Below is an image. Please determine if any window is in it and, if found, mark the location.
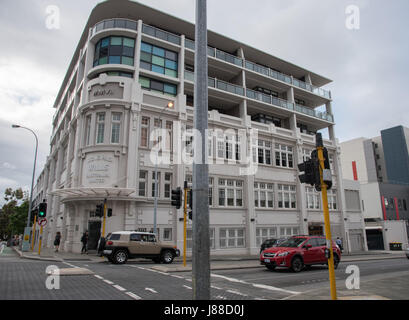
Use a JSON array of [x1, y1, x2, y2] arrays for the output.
[[130, 234, 142, 241], [253, 140, 272, 165], [93, 36, 135, 67], [216, 130, 241, 161], [218, 179, 243, 207], [403, 199, 407, 211], [62, 146, 68, 170], [165, 121, 173, 151], [139, 76, 177, 96], [84, 115, 91, 146], [302, 148, 313, 161], [256, 227, 277, 247], [96, 113, 105, 144], [140, 117, 150, 147], [280, 227, 299, 237], [277, 184, 297, 209], [138, 171, 147, 197], [328, 189, 338, 210], [140, 42, 178, 78], [111, 113, 121, 143], [306, 187, 321, 210], [164, 173, 172, 198], [163, 228, 172, 241], [220, 228, 245, 248], [254, 182, 274, 208], [275, 143, 294, 168], [152, 172, 160, 197], [187, 229, 215, 250]]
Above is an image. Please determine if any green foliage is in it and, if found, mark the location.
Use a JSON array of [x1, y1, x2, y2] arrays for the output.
[[0, 188, 29, 239]]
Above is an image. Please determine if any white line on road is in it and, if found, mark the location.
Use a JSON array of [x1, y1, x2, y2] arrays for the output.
[[103, 279, 114, 285], [211, 273, 301, 295], [113, 284, 127, 291], [226, 289, 247, 297], [215, 295, 227, 300], [145, 287, 158, 294], [171, 275, 184, 279], [63, 262, 80, 269], [94, 275, 104, 280], [211, 285, 223, 290], [183, 285, 192, 290], [125, 292, 142, 300]]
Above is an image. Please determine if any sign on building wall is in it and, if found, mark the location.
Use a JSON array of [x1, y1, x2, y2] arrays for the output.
[[82, 153, 117, 186], [88, 83, 124, 101]]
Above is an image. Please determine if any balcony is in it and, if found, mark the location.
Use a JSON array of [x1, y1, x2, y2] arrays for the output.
[[142, 24, 181, 45], [184, 71, 333, 123], [90, 19, 138, 37]]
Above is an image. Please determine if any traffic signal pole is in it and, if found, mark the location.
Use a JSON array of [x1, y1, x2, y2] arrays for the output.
[[102, 198, 107, 238], [31, 215, 37, 251], [183, 185, 188, 267], [316, 135, 337, 300]]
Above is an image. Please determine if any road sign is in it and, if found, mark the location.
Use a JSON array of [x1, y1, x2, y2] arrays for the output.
[[38, 218, 47, 227]]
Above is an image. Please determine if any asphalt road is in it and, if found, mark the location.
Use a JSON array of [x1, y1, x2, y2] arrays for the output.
[[0, 248, 408, 300]]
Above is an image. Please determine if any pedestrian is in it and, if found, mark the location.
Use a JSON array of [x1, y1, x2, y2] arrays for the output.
[[81, 231, 89, 254], [54, 232, 61, 252], [336, 237, 343, 252]]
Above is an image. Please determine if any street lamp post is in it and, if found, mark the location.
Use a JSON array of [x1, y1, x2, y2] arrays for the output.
[[12, 125, 38, 229], [153, 102, 174, 236]]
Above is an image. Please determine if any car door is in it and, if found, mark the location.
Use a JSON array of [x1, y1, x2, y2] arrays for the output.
[[302, 238, 320, 264], [316, 237, 328, 263], [129, 233, 143, 256], [142, 234, 161, 255]]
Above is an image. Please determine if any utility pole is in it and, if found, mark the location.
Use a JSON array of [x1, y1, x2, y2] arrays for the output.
[[192, 0, 210, 300]]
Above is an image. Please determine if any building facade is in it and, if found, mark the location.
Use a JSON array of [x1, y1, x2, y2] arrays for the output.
[[33, 0, 365, 255], [340, 127, 409, 250]]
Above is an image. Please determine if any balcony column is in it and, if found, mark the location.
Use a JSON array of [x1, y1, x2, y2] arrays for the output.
[[305, 73, 312, 85], [80, 40, 95, 106], [178, 35, 185, 95], [287, 87, 297, 131], [134, 20, 143, 81], [326, 102, 336, 141]]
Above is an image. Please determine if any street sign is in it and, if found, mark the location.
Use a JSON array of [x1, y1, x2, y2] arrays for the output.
[[38, 218, 47, 227]]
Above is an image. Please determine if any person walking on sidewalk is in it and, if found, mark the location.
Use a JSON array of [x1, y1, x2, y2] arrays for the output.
[[54, 232, 61, 252], [336, 237, 343, 252], [81, 231, 89, 254]]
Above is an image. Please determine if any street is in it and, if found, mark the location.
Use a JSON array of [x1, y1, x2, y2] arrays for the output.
[[1, 248, 408, 300]]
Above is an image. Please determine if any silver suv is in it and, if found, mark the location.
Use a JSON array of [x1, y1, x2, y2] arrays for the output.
[[102, 231, 180, 264]]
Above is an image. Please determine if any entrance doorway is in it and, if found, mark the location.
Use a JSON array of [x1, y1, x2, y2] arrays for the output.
[[366, 229, 384, 250], [88, 221, 101, 250], [309, 225, 324, 236]]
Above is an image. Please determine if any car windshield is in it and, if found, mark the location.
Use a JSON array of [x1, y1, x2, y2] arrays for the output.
[[277, 237, 306, 248]]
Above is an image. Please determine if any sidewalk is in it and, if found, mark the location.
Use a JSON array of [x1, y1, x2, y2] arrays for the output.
[[12, 246, 406, 272]]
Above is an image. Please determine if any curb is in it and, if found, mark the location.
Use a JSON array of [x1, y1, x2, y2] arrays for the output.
[[12, 247, 63, 263]]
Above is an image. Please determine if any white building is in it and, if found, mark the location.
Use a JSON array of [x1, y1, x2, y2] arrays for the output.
[[32, 0, 366, 255]]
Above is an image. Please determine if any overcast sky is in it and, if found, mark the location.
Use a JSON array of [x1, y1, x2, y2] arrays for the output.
[[0, 0, 408, 205]]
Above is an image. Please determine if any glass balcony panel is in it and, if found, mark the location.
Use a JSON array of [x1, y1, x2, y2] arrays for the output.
[[125, 20, 137, 30], [104, 19, 114, 29], [207, 47, 215, 57], [96, 22, 104, 32], [185, 39, 195, 50], [208, 78, 215, 87], [142, 24, 155, 36]]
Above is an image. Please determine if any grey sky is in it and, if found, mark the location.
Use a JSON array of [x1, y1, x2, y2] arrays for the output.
[[0, 0, 408, 205]]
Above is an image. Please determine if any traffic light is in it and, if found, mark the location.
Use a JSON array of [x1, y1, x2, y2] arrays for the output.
[[171, 188, 182, 209], [95, 204, 104, 217], [188, 189, 193, 220], [298, 159, 316, 186], [38, 202, 47, 218], [107, 208, 112, 217]]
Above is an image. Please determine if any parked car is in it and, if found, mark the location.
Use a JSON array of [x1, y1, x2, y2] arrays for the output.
[[260, 235, 341, 272], [102, 231, 180, 264], [260, 238, 287, 254]]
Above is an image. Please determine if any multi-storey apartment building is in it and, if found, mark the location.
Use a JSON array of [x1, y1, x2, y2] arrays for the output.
[[33, 0, 365, 254]]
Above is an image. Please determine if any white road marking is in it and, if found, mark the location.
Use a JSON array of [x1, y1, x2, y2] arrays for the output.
[[129, 265, 169, 276], [183, 285, 192, 290], [94, 275, 104, 280], [171, 275, 184, 279], [113, 284, 127, 291], [216, 295, 227, 300], [63, 262, 80, 269], [227, 289, 247, 297], [145, 287, 158, 294], [104, 280, 114, 285], [125, 292, 142, 300], [211, 285, 223, 290], [211, 273, 301, 295]]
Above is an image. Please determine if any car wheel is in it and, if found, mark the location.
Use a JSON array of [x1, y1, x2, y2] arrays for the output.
[[265, 264, 276, 271], [161, 250, 174, 264], [291, 256, 304, 273], [113, 250, 128, 264]]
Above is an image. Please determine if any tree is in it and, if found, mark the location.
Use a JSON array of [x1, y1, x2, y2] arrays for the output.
[[0, 188, 29, 239]]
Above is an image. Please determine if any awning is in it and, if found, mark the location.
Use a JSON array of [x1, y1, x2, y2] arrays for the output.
[[50, 187, 136, 198], [365, 226, 383, 230]]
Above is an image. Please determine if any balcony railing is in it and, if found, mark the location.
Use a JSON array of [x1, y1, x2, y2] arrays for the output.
[[142, 24, 181, 45], [184, 70, 333, 122], [91, 19, 138, 37]]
